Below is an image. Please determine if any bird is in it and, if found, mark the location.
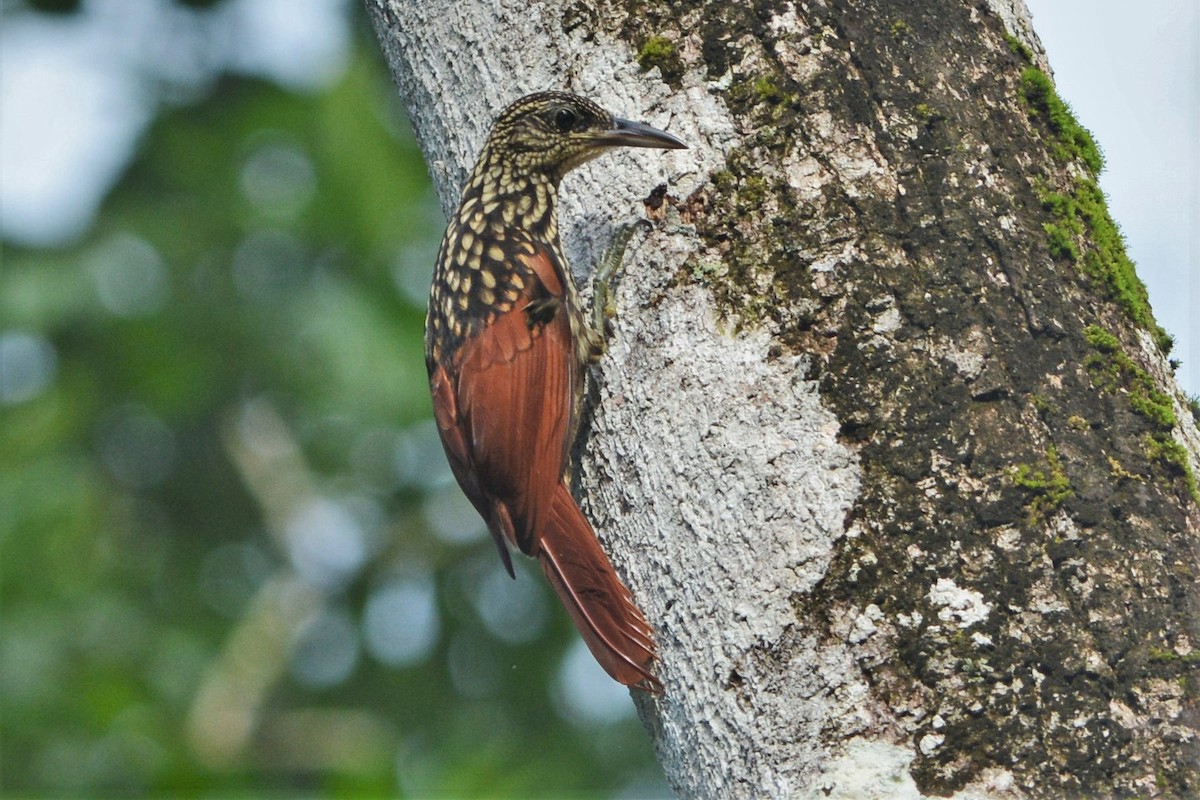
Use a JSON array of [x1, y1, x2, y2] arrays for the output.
[[424, 91, 685, 691]]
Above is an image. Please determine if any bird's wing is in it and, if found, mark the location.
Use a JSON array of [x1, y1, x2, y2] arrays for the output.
[[443, 243, 579, 555], [430, 358, 520, 575]]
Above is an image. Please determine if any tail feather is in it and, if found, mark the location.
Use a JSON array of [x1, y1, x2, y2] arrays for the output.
[[536, 482, 662, 692]]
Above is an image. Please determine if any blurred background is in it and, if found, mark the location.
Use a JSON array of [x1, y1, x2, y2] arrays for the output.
[[0, 0, 668, 796], [1, 0, 1195, 797]]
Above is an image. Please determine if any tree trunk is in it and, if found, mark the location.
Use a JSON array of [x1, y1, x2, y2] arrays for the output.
[[366, 1, 1200, 796]]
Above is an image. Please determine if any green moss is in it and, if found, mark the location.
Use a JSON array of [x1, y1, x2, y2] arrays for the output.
[[1072, 179, 1170, 351], [1130, 387, 1177, 431], [1037, 187, 1076, 220], [689, 147, 780, 327], [913, 103, 939, 124], [1004, 33, 1034, 64], [1042, 182, 1171, 353], [638, 35, 675, 65], [1031, 393, 1056, 418], [1149, 647, 1200, 665], [636, 35, 684, 85], [1085, 326, 1176, 429], [1043, 221, 1080, 262], [891, 20, 911, 38], [1018, 66, 1104, 174], [753, 75, 788, 105], [1067, 415, 1089, 432], [738, 175, 769, 208], [726, 73, 797, 117], [710, 169, 736, 193], [1083, 324, 1120, 354], [1143, 435, 1200, 501], [1012, 445, 1072, 518], [1085, 326, 1198, 502]]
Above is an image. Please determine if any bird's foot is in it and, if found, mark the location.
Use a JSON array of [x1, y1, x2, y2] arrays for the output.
[[588, 221, 648, 362]]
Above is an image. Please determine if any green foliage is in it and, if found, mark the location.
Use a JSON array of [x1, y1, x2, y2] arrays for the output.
[[1041, 182, 1171, 353], [1085, 327, 1177, 429], [637, 35, 684, 85], [1149, 647, 1200, 665], [1018, 66, 1104, 174], [753, 75, 789, 105], [1084, 327, 1198, 502], [1143, 435, 1200, 501], [1004, 33, 1034, 64], [890, 20, 911, 38], [913, 103, 938, 124], [1011, 445, 1072, 518], [1043, 220, 1080, 262], [1083, 324, 1121, 354]]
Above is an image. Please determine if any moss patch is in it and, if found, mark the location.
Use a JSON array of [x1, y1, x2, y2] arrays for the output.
[[1149, 647, 1200, 665], [636, 35, 685, 86], [1011, 445, 1072, 519], [1004, 33, 1034, 65], [1143, 435, 1199, 501], [913, 103, 939, 125], [752, 75, 790, 105], [1016, 56, 1174, 354], [1085, 326, 1176, 428], [681, 142, 799, 332], [1085, 325, 1175, 428], [1018, 66, 1103, 174], [725, 73, 799, 122], [1041, 181, 1172, 353], [1085, 325, 1198, 501], [1082, 323, 1120, 353]]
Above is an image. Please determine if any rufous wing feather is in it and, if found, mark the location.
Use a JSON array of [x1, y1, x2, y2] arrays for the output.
[[536, 482, 661, 691], [430, 361, 516, 577], [455, 292, 575, 552]]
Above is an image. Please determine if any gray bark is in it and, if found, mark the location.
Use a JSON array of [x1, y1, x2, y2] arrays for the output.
[[366, 1, 1200, 797]]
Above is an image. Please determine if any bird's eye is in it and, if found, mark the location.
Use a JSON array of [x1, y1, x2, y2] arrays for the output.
[[553, 107, 578, 133]]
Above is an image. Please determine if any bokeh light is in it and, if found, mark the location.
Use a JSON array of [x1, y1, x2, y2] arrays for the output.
[[289, 605, 361, 687], [363, 574, 440, 667], [85, 232, 170, 318], [0, 330, 57, 405], [554, 639, 638, 728]]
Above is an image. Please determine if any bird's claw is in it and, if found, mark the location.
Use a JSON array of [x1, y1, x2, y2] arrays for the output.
[[589, 221, 647, 356]]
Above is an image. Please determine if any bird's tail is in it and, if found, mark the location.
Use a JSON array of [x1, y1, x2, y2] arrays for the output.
[[536, 482, 662, 692]]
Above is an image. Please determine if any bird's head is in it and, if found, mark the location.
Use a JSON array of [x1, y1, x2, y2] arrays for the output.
[[482, 91, 686, 180]]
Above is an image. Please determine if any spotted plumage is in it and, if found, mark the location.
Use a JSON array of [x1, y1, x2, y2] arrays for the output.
[[423, 91, 685, 691]]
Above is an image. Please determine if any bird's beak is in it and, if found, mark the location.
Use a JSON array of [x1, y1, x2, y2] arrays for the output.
[[593, 117, 688, 150]]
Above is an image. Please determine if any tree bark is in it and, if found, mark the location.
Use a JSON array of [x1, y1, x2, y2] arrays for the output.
[[366, 1, 1200, 797]]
